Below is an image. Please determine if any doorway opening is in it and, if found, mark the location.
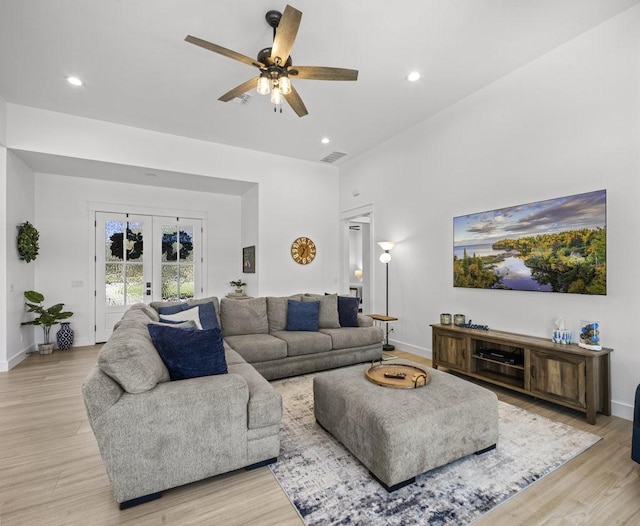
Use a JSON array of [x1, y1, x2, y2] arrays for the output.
[[341, 205, 374, 315]]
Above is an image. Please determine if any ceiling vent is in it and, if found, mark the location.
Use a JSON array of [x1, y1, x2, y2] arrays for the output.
[[320, 151, 347, 163], [233, 93, 252, 105]]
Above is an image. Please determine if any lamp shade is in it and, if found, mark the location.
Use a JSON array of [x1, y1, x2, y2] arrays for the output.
[[380, 252, 391, 264], [378, 241, 395, 251]]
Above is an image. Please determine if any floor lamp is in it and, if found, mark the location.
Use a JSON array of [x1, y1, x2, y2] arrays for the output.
[[378, 241, 395, 351]]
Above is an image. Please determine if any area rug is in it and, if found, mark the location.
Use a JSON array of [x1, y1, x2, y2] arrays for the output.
[[269, 368, 601, 526]]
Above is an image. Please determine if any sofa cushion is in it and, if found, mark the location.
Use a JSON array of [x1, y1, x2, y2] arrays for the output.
[[272, 331, 333, 357], [224, 343, 247, 366], [227, 362, 282, 429], [267, 295, 303, 332], [303, 294, 340, 328], [224, 334, 288, 363], [220, 297, 269, 337], [127, 303, 160, 322], [148, 324, 228, 381], [113, 305, 159, 331], [98, 323, 170, 393], [319, 326, 384, 350], [337, 296, 360, 327], [286, 300, 320, 331]]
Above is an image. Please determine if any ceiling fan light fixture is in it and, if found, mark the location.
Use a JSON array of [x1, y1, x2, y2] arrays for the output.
[[270, 86, 283, 105], [257, 75, 271, 95], [280, 75, 292, 95]]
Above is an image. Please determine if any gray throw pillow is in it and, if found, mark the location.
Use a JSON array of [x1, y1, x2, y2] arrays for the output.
[[303, 293, 340, 329], [267, 294, 303, 332], [220, 297, 269, 337]]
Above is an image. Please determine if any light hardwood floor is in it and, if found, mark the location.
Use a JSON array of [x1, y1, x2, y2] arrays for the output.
[[0, 346, 637, 525]]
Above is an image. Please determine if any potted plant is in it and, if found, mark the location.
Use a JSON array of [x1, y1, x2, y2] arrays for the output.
[[229, 279, 247, 295], [22, 290, 73, 354]]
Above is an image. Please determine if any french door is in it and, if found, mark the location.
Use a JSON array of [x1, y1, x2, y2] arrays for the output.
[[95, 213, 202, 342]]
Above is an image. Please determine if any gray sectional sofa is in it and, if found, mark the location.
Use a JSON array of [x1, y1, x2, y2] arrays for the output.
[[82, 293, 383, 508], [219, 294, 383, 379]]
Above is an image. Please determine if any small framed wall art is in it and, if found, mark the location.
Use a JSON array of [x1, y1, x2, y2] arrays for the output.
[[243, 245, 256, 273]]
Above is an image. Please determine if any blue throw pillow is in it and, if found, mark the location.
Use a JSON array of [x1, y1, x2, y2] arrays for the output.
[[157, 303, 190, 315], [286, 300, 320, 331], [338, 296, 360, 327], [197, 301, 219, 330], [147, 324, 227, 381]]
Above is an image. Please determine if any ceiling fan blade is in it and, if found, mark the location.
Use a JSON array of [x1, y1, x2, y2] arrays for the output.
[[218, 76, 260, 102], [185, 35, 265, 69], [283, 84, 308, 118], [289, 66, 358, 81], [270, 5, 302, 66]]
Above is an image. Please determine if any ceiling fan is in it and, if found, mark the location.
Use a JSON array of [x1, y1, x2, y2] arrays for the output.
[[185, 4, 358, 117]]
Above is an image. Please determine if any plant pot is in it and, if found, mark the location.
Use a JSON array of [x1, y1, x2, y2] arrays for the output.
[[38, 343, 54, 355]]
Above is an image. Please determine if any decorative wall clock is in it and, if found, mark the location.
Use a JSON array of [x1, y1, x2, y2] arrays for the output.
[[291, 237, 316, 265]]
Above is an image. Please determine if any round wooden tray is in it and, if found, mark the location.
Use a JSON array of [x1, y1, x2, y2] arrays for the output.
[[365, 363, 430, 389]]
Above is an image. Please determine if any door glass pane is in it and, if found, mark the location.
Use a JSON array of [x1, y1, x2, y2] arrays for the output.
[[162, 264, 179, 301], [106, 221, 125, 262], [126, 264, 144, 304], [105, 263, 124, 306], [179, 265, 195, 300], [180, 226, 194, 263], [162, 224, 177, 262], [104, 220, 145, 306], [125, 222, 144, 263], [160, 223, 197, 300]]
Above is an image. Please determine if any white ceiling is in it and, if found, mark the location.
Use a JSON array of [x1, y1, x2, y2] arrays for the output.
[[1, 0, 638, 167]]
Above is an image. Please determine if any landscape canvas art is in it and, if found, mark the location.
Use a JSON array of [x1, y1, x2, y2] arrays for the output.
[[453, 190, 606, 294]]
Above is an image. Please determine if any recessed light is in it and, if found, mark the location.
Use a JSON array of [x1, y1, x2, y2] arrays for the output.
[[321, 137, 330, 144], [67, 76, 83, 87], [406, 71, 421, 82]]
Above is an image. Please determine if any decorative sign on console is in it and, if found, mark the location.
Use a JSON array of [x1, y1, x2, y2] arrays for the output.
[[453, 190, 606, 295]]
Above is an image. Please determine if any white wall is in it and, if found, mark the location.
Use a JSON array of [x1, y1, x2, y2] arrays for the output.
[[0, 93, 6, 147], [33, 172, 241, 348], [6, 104, 341, 298], [240, 185, 259, 295], [339, 6, 640, 419], [4, 152, 36, 368]]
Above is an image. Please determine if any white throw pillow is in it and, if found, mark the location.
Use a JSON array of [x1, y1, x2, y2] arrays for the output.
[[159, 306, 203, 329]]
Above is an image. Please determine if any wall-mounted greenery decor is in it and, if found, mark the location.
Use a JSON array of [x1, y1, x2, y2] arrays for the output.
[[17, 221, 40, 263]]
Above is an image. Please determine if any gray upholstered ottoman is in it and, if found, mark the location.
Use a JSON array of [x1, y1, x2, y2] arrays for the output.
[[313, 362, 499, 491]]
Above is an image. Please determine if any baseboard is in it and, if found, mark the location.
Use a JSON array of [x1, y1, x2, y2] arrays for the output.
[[611, 400, 633, 421], [388, 339, 432, 360], [1, 344, 33, 371]]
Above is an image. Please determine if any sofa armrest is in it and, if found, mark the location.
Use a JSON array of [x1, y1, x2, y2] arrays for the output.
[[82, 366, 124, 422], [357, 314, 374, 327], [89, 373, 251, 503]]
